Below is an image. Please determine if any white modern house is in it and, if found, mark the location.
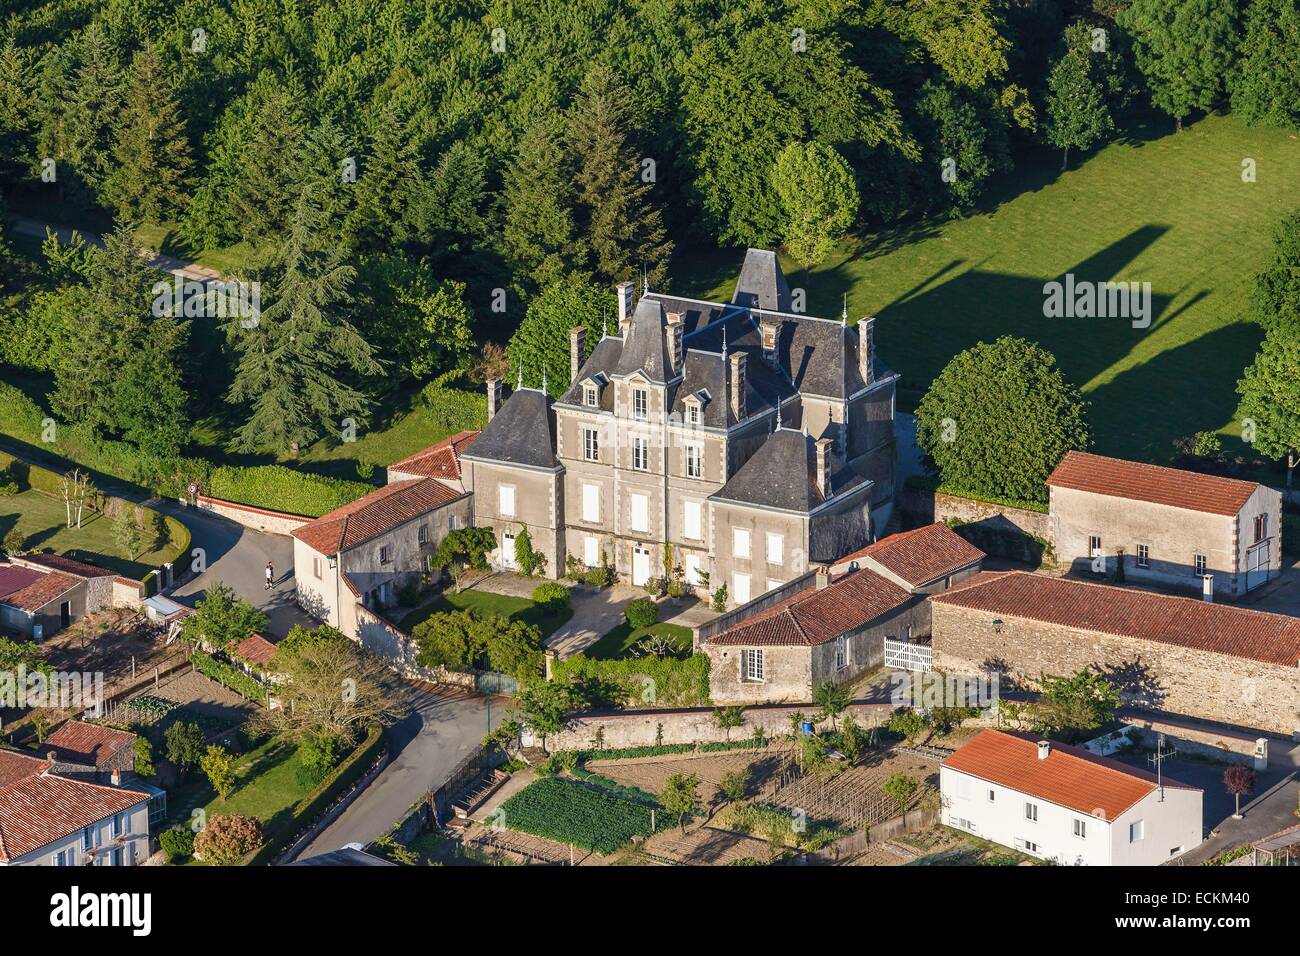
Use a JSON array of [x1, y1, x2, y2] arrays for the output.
[[940, 730, 1203, 866]]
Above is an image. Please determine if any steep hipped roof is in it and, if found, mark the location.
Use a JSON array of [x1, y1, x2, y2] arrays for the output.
[[944, 730, 1198, 822], [838, 523, 985, 588], [561, 336, 622, 411], [1047, 451, 1260, 516], [712, 428, 867, 513], [460, 388, 558, 469], [44, 721, 137, 770], [291, 478, 465, 557], [388, 430, 479, 481], [0, 750, 148, 861], [732, 248, 793, 312], [614, 296, 674, 381], [706, 567, 913, 647], [931, 571, 1300, 667]]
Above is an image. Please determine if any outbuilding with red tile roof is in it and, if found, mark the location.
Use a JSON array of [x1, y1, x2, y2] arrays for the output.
[[941, 730, 1202, 865], [1046, 451, 1281, 599], [833, 522, 985, 592]]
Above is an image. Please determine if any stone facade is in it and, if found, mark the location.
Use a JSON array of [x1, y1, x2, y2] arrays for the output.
[[930, 602, 1300, 738]]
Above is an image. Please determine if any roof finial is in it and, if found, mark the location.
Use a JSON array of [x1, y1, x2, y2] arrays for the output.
[[776, 401, 782, 430], [642, 263, 649, 295], [516, 367, 523, 391], [541, 366, 547, 394], [721, 324, 727, 360], [841, 292, 848, 327]]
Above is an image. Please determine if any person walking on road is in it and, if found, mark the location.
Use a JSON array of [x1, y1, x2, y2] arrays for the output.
[[265, 561, 274, 590]]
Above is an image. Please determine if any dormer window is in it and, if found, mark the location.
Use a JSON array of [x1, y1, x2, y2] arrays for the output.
[[584, 385, 598, 407], [687, 402, 700, 425]]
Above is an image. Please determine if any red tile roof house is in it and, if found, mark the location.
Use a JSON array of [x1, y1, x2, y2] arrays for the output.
[[44, 721, 138, 778], [386, 430, 479, 493], [940, 730, 1203, 866], [0, 553, 138, 641], [291, 476, 474, 644], [695, 525, 985, 704], [1046, 451, 1282, 600], [930, 571, 1300, 738], [0, 749, 152, 867]]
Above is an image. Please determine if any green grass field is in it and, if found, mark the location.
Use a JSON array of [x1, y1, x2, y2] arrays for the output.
[[585, 621, 694, 661], [681, 113, 1300, 467], [0, 488, 185, 577], [400, 586, 574, 638]]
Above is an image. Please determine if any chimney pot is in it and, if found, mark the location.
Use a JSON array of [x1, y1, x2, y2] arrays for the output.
[[486, 378, 502, 422], [760, 319, 781, 364], [729, 352, 747, 421], [110, 768, 122, 786], [569, 326, 587, 384], [815, 567, 831, 590], [616, 281, 635, 332], [1037, 740, 1050, 761]]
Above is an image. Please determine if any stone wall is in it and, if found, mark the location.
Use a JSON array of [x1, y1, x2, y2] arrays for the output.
[[902, 487, 1053, 565], [195, 496, 310, 535], [931, 603, 1300, 738], [523, 701, 895, 751]]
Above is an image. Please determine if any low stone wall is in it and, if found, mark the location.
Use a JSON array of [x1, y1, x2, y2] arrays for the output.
[[522, 700, 895, 751], [194, 496, 310, 535], [902, 486, 1054, 565], [111, 577, 143, 607]]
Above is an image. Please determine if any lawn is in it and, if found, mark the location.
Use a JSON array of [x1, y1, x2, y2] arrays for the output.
[[0, 488, 186, 578], [585, 621, 694, 661], [680, 113, 1300, 468], [400, 586, 574, 638], [500, 776, 655, 854]]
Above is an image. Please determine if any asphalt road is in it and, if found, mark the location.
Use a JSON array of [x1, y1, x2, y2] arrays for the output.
[[298, 685, 496, 858]]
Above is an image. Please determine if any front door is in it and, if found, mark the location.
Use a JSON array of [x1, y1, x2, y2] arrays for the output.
[[1246, 541, 1270, 591], [60, 602, 71, 628], [632, 546, 650, 587], [502, 532, 516, 569]]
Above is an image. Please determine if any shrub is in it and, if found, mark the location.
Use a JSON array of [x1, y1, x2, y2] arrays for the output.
[[159, 827, 194, 862], [532, 582, 570, 613], [295, 735, 343, 788], [206, 465, 372, 518], [194, 814, 263, 865], [133, 736, 155, 777], [200, 745, 237, 799], [710, 584, 728, 612], [551, 653, 711, 709], [624, 598, 659, 630]]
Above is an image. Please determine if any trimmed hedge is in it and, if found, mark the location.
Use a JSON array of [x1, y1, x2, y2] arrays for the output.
[[552, 653, 711, 709], [191, 650, 267, 702], [905, 473, 1049, 514], [206, 464, 373, 518], [247, 725, 385, 865]]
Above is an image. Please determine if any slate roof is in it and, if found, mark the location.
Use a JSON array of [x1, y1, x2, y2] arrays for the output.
[[712, 428, 868, 513], [931, 571, 1300, 667], [705, 567, 913, 647], [732, 248, 793, 312], [460, 388, 558, 469], [561, 336, 622, 411], [944, 730, 1198, 822], [0, 750, 148, 861], [291, 478, 466, 557], [1047, 451, 1260, 517], [388, 430, 479, 481], [44, 721, 137, 770], [838, 523, 985, 588], [614, 296, 675, 382]]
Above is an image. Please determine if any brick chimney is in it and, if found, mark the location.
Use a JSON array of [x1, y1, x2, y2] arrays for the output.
[[729, 352, 747, 421], [815, 437, 834, 499], [666, 312, 684, 373], [569, 326, 587, 383], [486, 378, 502, 422], [759, 317, 781, 364], [616, 281, 635, 335], [859, 317, 875, 386]]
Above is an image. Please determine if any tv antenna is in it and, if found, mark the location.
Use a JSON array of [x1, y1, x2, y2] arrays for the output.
[[1147, 734, 1176, 802]]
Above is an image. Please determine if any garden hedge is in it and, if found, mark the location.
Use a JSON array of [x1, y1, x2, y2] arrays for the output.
[[206, 465, 373, 518], [551, 652, 710, 709]]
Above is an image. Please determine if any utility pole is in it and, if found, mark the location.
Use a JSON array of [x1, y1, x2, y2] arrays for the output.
[[1148, 734, 1176, 802]]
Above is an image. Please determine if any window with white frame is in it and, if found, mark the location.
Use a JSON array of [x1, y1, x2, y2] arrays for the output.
[[733, 572, 750, 604], [687, 402, 700, 425], [113, 811, 129, 838], [742, 648, 764, 681], [1129, 820, 1144, 843], [584, 385, 598, 407], [632, 387, 648, 420], [1024, 802, 1038, 822], [499, 485, 516, 517], [1089, 535, 1102, 556], [583, 427, 600, 462], [52, 848, 73, 866], [1137, 543, 1149, 568], [584, 536, 599, 567], [449, 513, 460, 531], [81, 826, 94, 851], [582, 483, 600, 522], [313, 556, 322, 579], [630, 493, 649, 533], [378, 545, 391, 565], [685, 443, 703, 478], [733, 528, 751, 559], [684, 554, 701, 586], [1255, 513, 1268, 542], [766, 532, 783, 565], [834, 634, 848, 670], [1073, 818, 1087, 839], [633, 436, 649, 470], [418, 525, 428, 545], [1194, 554, 1207, 576], [683, 500, 702, 540]]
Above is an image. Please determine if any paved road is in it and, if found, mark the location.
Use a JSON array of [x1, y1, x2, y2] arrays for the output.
[[298, 685, 497, 858], [13, 216, 223, 282]]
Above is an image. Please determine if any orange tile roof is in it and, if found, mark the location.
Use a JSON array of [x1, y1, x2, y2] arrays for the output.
[[389, 430, 479, 481], [0, 750, 49, 787], [932, 571, 1300, 666], [838, 523, 985, 587], [0, 771, 149, 861], [17, 553, 116, 578], [44, 721, 137, 770], [0, 568, 79, 612], [291, 478, 466, 556], [232, 633, 279, 668], [1047, 451, 1260, 516], [706, 568, 914, 646], [944, 730, 1197, 821]]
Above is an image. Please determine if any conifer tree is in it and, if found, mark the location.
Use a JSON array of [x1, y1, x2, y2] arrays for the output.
[[500, 116, 587, 289], [230, 80, 308, 244], [0, 40, 34, 190]]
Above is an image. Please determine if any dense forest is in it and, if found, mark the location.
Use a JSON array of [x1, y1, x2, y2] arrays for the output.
[[0, 0, 1295, 485]]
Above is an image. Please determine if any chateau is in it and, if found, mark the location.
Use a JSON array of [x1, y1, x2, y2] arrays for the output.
[[459, 248, 898, 602]]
